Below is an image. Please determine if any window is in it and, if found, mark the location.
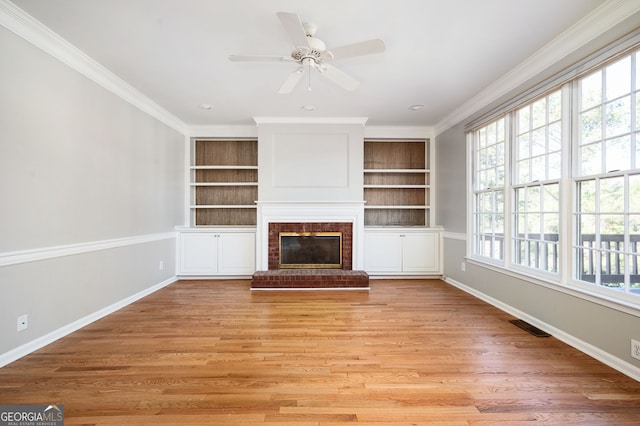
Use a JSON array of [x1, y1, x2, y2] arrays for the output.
[[469, 44, 640, 304], [514, 90, 562, 274], [574, 52, 640, 296], [472, 117, 506, 261]]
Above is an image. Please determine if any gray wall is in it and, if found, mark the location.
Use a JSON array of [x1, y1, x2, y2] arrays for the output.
[[434, 122, 466, 233], [0, 26, 184, 357]]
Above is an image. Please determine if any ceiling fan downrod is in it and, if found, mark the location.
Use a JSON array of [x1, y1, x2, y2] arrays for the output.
[[302, 57, 313, 91]]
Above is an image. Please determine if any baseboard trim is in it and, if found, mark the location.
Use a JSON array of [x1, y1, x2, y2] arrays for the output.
[[0, 276, 177, 368], [443, 276, 640, 382], [176, 275, 253, 280], [368, 275, 442, 280]]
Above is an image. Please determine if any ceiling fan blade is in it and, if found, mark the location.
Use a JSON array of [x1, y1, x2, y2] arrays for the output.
[[326, 39, 386, 60], [317, 64, 360, 91], [278, 67, 306, 94], [229, 54, 292, 62], [277, 12, 310, 48]]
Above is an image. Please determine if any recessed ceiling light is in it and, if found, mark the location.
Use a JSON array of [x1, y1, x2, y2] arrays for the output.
[[301, 105, 316, 112], [199, 103, 213, 110], [409, 104, 424, 111]]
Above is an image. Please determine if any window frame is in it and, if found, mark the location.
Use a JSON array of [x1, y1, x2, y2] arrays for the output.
[[511, 88, 565, 278], [470, 116, 508, 265], [467, 42, 640, 309], [569, 50, 640, 303]]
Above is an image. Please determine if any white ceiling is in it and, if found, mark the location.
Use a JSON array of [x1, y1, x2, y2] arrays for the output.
[[11, 0, 606, 128]]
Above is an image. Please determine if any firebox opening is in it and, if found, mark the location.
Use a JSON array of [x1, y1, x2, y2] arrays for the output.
[[279, 232, 342, 269]]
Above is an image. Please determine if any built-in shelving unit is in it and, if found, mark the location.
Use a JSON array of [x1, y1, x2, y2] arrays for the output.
[[190, 139, 258, 226], [363, 139, 430, 227]]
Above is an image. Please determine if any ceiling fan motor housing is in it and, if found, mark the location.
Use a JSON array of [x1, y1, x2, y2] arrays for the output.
[[290, 28, 330, 64], [291, 44, 329, 63]]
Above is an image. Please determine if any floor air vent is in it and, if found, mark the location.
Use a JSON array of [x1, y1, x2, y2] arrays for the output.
[[509, 319, 551, 337]]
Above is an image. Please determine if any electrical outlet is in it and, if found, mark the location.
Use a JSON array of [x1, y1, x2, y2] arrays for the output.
[[460, 261, 466, 272], [632, 339, 640, 361], [17, 314, 28, 332], [159, 261, 164, 271]]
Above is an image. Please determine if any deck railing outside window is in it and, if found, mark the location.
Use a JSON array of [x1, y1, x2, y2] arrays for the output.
[[479, 233, 640, 294]]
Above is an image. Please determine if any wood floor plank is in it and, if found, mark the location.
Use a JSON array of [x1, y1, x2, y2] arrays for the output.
[[1, 279, 639, 425]]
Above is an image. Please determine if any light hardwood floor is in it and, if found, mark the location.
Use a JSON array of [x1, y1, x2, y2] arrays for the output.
[[1, 279, 640, 425]]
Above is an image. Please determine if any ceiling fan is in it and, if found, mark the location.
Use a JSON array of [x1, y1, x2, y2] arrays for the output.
[[229, 12, 385, 93]]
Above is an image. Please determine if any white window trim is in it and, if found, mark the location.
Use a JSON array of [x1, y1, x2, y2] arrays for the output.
[[466, 43, 640, 313]]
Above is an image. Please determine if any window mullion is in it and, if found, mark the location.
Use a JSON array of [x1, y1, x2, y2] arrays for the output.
[[595, 177, 602, 287], [600, 69, 607, 175], [562, 82, 574, 285], [503, 114, 512, 268], [633, 52, 638, 170], [625, 174, 631, 292], [466, 133, 473, 259]]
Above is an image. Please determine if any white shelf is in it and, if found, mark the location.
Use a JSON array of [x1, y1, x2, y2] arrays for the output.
[[364, 184, 427, 189], [191, 139, 258, 226], [364, 169, 427, 173], [191, 182, 258, 187], [190, 205, 257, 209], [364, 205, 430, 210], [191, 165, 258, 170], [363, 139, 431, 227]]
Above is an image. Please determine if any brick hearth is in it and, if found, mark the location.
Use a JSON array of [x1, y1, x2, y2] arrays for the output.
[[251, 269, 369, 289]]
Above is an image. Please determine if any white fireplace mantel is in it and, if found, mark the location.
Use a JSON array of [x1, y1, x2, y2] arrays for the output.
[[255, 201, 366, 271]]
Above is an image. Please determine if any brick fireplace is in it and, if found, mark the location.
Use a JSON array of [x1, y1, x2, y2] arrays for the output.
[[267, 222, 353, 270], [252, 201, 368, 289]]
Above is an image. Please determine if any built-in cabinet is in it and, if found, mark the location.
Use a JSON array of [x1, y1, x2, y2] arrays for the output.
[[180, 135, 441, 278], [364, 139, 431, 227], [177, 230, 255, 276], [181, 139, 258, 277], [364, 228, 441, 275], [363, 139, 440, 276], [190, 139, 257, 226]]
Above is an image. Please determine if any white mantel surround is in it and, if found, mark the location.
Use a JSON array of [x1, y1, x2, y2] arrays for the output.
[[253, 118, 367, 272], [255, 201, 365, 271]]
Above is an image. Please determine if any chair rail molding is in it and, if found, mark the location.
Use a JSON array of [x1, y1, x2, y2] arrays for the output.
[[0, 232, 177, 267]]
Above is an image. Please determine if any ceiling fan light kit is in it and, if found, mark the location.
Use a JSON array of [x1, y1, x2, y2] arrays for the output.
[[229, 11, 385, 94]]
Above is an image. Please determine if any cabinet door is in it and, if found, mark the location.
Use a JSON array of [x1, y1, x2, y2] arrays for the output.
[[218, 233, 256, 274], [364, 233, 403, 272], [403, 232, 439, 273], [179, 233, 218, 274], [422, 232, 440, 272]]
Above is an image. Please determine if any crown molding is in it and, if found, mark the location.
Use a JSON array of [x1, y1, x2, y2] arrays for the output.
[[364, 126, 434, 140], [0, 0, 187, 135], [254, 117, 368, 125], [187, 124, 259, 138], [434, 0, 640, 136]]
